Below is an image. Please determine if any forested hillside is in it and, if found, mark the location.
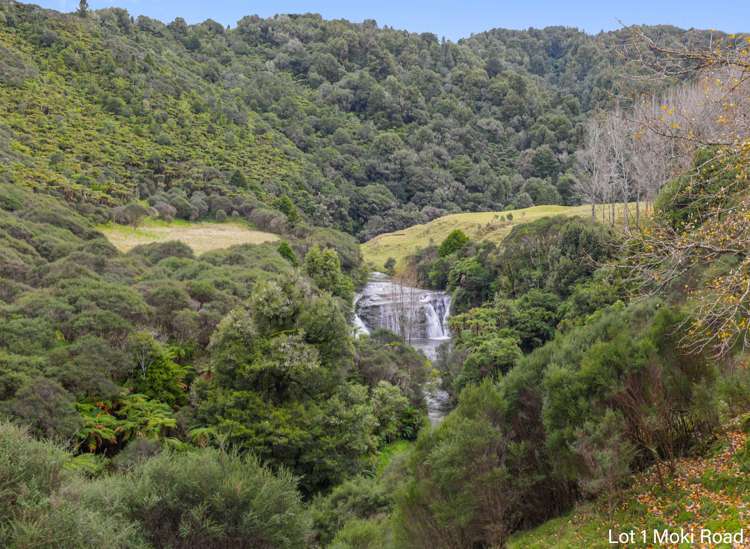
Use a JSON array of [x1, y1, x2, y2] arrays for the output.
[[0, 1, 717, 239]]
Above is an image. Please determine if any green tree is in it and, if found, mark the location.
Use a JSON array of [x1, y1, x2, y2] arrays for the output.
[[456, 335, 522, 391], [371, 380, 422, 444], [6, 378, 82, 440], [277, 240, 298, 266], [126, 333, 185, 406], [275, 195, 301, 225], [304, 246, 354, 302], [438, 229, 469, 257]]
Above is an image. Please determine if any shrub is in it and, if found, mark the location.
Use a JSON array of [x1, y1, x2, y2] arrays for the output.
[[76, 449, 310, 548], [311, 476, 391, 546], [153, 202, 176, 221], [128, 240, 194, 265], [0, 421, 142, 548], [112, 203, 149, 228], [371, 381, 423, 444], [330, 517, 390, 549], [277, 240, 298, 266], [0, 421, 68, 520], [438, 229, 469, 257], [5, 378, 82, 440], [384, 257, 396, 275]]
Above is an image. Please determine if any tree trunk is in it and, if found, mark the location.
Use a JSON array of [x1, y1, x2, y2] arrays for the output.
[[636, 199, 640, 227]]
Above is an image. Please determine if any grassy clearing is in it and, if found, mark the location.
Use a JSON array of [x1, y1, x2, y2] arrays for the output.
[[99, 218, 279, 255], [508, 422, 750, 548], [375, 440, 413, 476], [362, 203, 644, 272]]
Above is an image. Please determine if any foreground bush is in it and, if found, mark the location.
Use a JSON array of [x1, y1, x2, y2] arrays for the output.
[[1, 422, 310, 548], [74, 448, 310, 549], [0, 422, 141, 548]]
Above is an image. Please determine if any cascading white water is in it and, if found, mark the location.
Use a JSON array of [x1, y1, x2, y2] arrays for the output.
[[353, 273, 453, 424], [352, 310, 371, 336], [423, 294, 451, 340], [353, 272, 451, 345]]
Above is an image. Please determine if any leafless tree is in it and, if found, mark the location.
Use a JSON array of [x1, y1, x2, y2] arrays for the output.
[[575, 116, 614, 222], [392, 270, 422, 342], [622, 33, 750, 357]]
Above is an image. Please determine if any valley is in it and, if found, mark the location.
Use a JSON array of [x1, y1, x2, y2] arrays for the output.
[[1, 1, 748, 547]]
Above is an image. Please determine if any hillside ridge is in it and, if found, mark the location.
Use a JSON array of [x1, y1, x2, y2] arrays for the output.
[[0, 1, 717, 238]]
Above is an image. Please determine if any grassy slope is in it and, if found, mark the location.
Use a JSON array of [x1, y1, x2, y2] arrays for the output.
[[509, 421, 750, 548], [99, 218, 279, 254], [362, 203, 639, 271]]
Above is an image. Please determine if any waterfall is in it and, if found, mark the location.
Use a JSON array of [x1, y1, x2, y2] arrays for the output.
[[353, 272, 453, 425], [355, 274, 451, 342], [423, 294, 451, 339]]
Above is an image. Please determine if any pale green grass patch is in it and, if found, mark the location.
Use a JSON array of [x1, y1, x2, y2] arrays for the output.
[[362, 203, 644, 272], [99, 218, 279, 254]]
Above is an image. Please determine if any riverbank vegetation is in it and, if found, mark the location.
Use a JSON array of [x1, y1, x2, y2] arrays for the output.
[[347, 33, 750, 548]]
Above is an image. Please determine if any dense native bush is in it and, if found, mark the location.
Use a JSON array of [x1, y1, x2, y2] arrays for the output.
[[394, 381, 571, 548], [0, 2, 711, 238], [0, 3, 738, 545], [390, 197, 731, 546], [0, 184, 429, 507], [492, 216, 617, 299], [0, 421, 310, 548], [415, 216, 619, 396], [196, 274, 423, 493], [395, 300, 720, 547]]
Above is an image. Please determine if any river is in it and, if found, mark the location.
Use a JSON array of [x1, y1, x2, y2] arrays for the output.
[[353, 272, 452, 425]]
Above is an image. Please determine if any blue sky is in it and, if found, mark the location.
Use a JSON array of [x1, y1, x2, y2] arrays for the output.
[[35, 1, 749, 40]]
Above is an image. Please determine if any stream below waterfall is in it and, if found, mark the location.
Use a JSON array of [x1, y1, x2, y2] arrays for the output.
[[353, 272, 453, 425]]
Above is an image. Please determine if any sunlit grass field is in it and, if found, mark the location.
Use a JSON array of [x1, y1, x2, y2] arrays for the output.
[[362, 203, 645, 271], [99, 218, 280, 254]]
